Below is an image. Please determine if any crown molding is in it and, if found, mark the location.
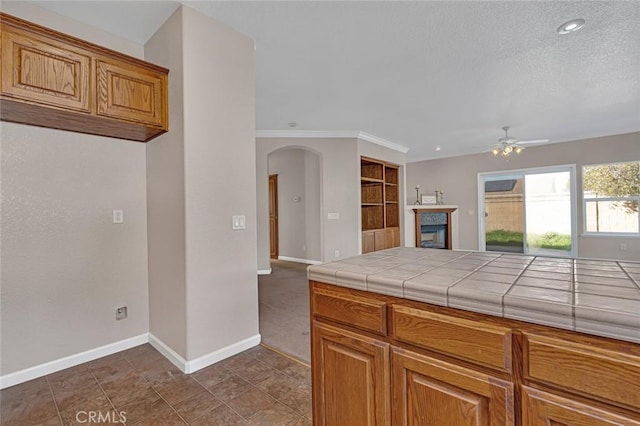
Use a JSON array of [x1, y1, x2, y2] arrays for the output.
[[256, 130, 357, 139], [256, 130, 409, 154], [356, 131, 410, 153]]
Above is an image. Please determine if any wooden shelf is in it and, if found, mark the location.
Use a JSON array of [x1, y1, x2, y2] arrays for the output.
[[361, 177, 384, 183], [361, 157, 400, 253]]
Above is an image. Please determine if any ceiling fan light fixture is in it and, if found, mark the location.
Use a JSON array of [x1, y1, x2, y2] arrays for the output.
[[490, 125, 533, 157], [557, 19, 585, 35]]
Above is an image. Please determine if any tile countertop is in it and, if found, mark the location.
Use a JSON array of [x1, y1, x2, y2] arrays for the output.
[[307, 247, 640, 344]]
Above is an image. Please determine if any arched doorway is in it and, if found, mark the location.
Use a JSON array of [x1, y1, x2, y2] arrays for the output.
[[259, 147, 321, 363]]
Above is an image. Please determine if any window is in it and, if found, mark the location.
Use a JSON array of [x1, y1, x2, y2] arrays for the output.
[[583, 161, 640, 234]]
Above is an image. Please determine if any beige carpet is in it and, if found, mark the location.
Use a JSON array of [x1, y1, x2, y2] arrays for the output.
[[258, 260, 310, 364]]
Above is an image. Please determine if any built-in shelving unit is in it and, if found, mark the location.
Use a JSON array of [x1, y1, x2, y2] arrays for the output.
[[361, 157, 400, 253]]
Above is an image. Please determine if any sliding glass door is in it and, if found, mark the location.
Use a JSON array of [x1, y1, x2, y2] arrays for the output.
[[483, 175, 525, 253], [479, 166, 576, 257]]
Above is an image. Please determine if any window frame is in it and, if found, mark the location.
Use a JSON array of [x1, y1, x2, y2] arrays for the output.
[[582, 161, 640, 237]]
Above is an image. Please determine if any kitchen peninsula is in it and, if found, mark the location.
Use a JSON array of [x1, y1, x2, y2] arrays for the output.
[[308, 247, 640, 425]]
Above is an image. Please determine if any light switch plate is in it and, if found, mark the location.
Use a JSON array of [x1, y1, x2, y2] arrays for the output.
[[113, 210, 124, 224], [328, 212, 339, 220], [232, 215, 246, 230]]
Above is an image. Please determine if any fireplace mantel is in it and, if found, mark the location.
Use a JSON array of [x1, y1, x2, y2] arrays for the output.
[[412, 207, 458, 250]]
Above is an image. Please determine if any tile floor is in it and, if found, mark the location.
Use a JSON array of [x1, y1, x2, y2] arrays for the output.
[[0, 344, 311, 425]]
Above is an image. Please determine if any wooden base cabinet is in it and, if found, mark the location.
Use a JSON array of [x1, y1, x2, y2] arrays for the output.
[[362, 227, 400, 254], [310, 281, 640, 426], [392, 347, 514, 426], [522, 387, 640, 426], [312, 321, 390, 426]]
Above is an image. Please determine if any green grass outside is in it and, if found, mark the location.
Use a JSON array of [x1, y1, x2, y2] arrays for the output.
[[486, 229, 572, 251]]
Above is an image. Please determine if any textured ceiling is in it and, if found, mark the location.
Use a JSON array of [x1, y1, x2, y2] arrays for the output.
[[27, 1, 640, 161]]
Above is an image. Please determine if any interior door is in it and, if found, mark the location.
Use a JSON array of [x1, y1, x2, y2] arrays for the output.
[[269, 174, 278, 259]]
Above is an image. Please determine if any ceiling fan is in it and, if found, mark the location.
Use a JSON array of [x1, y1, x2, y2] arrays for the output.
[[491, 126, 549, 157]]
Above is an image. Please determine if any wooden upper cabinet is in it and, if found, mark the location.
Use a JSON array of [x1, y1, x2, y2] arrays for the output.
[[96, 59, 166, 127], [0, 13, 168, 142], [1, 28, 91, 112]]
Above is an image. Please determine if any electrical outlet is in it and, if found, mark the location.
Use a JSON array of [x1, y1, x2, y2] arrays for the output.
[[334, 250, 340, 258], [620, 243, 627, 251], [116, 306, 127, 320]]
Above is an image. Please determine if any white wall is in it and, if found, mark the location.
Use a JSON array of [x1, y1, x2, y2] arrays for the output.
[[146, 6, 259, 362], [267, 148, 322, 262], [257, 138, 359, 271], [181, 6, 258, 360], [1, 3, 258, 380], [305, 151, 322, 261], [269, 149, 309, 260], [145, 7, 188, 358], [256, 137, 407, 270], [0, 2, 143, 58], [0, 4, 149, 377], [406, 132, 640, 261]]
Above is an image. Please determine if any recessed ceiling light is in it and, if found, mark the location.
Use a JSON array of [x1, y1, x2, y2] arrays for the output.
[[557, 19, 585, 35]]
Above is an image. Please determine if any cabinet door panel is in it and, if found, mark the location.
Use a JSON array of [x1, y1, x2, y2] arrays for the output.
[[363, 231, 375, 254], [386, 227, 400, 249], [392, 347, 514, 426], [522, 386, 640, 425], [312, 321, 390, 425], [1, 29, 90, 112], [96, 59, 166, 127], [374, 229, 387, 251]]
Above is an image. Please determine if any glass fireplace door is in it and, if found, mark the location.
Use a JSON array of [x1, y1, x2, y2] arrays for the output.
[[414, 208, 456, 250]]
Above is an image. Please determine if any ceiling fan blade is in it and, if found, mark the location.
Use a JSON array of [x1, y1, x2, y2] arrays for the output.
[[518, 139, 550, 146]]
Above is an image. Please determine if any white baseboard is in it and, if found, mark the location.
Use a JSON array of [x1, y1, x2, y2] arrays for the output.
[[149, 333, 261, 374], [148, 333, 188, 372], [277, 256, 322, 265], [257, 268, 272, 275], [0, 333, 148, 389], [186, 334, 261, 373], [1, 332, 262, 389]]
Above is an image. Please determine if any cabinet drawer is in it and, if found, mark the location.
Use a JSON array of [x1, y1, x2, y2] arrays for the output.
[[391, 304, 512, 372], [1, 28, 90, 112], [524, 333, 640, 409], [312, 285, 388, 335]]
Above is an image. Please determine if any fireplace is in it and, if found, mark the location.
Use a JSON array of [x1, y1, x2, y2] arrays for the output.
[[413, 208, 457, 250]]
